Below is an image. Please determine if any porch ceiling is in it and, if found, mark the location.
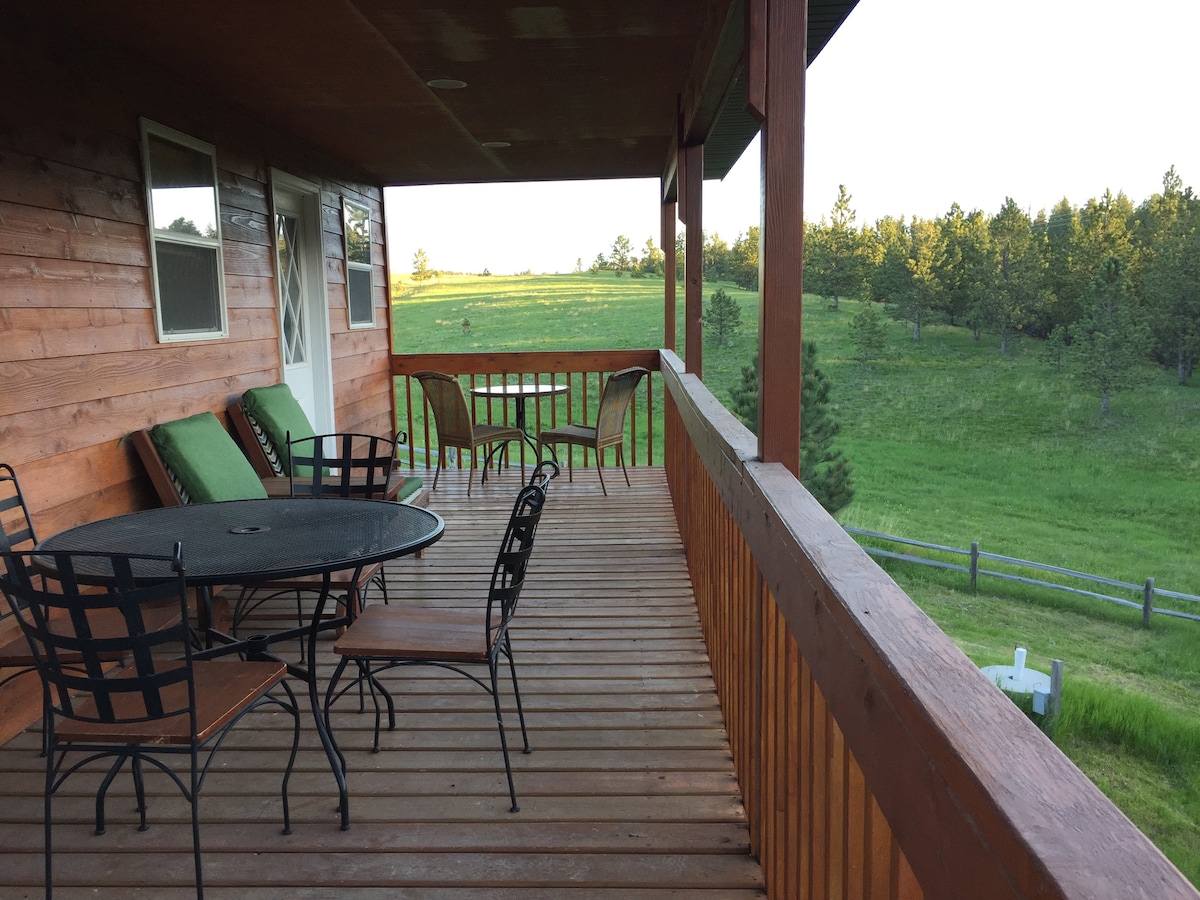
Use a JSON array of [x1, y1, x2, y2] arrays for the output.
[[25, 0, 856, 186]]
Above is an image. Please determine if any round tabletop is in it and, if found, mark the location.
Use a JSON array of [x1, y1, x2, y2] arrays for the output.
[[981, 664, 1051, 695], [470, 381, 568, 399], [37, 498, 445, 585]]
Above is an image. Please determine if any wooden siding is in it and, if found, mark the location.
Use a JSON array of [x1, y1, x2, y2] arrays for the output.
[[0, 16, 395, 740], [0, 467, 766, 897]]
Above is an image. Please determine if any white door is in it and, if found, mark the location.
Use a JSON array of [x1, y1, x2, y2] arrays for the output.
[[271, 173, 334, 432]]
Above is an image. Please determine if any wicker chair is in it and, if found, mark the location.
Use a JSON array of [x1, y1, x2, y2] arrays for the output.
[[414, 370, 522, 497], [536, 366, 648, 495]]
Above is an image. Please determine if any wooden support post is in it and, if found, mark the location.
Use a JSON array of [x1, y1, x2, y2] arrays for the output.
[[681, 142, 704, 378], [662, 195, 677, 352], [755, 0, 806, 476], [970, 541, 979, 592], [1048, 659, 1064, 735], [1142, 577, 1155, 627]]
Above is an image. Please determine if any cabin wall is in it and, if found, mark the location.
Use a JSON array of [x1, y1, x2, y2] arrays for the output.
[[0, 13, 395, 541]]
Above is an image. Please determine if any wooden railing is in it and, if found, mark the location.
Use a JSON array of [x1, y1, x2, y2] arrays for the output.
[[391, 350, 660, 475], [659, 350, 1196, 899]]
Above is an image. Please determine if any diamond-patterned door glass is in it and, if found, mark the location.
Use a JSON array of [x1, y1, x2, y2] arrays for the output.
[[276, 212, 308, 365]]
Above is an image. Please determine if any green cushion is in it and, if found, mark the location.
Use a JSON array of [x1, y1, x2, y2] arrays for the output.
[[394, 475, 424, 503], [151, 412, 268, 503], [242, 384, 317, 476]]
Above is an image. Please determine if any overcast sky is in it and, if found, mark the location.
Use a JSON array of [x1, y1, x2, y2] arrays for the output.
[[386, 0, 1198, 276]]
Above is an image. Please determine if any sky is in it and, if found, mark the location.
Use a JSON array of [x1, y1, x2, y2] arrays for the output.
[[385, 0, 1199, 277]]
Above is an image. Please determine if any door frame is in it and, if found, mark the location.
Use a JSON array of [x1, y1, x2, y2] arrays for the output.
[[269, 169, 336, 433]]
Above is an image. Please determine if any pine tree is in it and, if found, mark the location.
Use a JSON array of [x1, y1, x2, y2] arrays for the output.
[[848, 302, 887, 364], [799, 342, 855, 513], [1075, 256, 1152, 414], [729, 356, 758, 429], [729, 344, 854, 514], [412, 248, 432, 282], [704, 288, 741, 348]]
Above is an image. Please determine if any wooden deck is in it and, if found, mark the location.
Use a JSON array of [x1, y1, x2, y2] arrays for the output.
[[0, 466, 765, 898]]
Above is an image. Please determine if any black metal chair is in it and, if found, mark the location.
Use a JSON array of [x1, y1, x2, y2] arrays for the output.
[[324, 460, 558, 812], [0, 464, 183, 747], [286, 431, 399, 501], [230, 431, 401, 639], [0, 463, 48, 694], [0, 544, 300, 900]]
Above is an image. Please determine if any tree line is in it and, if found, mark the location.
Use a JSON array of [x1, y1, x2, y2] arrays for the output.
[[804, 172, 1199, 394], [588, 231, 760, 290]]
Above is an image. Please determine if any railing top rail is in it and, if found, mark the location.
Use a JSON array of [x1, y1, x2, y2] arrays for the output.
[[392, 349, 661, 377]]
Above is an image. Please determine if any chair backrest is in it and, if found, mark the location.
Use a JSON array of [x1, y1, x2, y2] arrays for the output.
[[485, 460, 558, 638], [414, 370, 475, 446], [287, 432, 398, 500], [0, 465, 40, 639], [594, 366, 649, 445], [0, 464, 37, 553], [0, 546, 195, 730], [237, 384, 318, 477]]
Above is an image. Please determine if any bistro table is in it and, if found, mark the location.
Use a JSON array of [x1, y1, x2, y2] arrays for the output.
[[471, 380, 569, 458], [36, 497, 444, 830]]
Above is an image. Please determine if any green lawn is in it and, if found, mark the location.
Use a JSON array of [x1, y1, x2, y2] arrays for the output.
[[394, 272, 1200, 882]]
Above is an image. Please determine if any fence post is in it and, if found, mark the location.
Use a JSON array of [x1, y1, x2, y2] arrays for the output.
[[970, 541, 979, 593], [1048, 658, 1064, 736], [1142, 577, 1155, 627]]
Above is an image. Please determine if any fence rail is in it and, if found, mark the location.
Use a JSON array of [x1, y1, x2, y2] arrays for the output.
[[844, 526, 1200, 624]]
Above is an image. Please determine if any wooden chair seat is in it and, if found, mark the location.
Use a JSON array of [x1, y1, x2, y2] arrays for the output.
[[55, 659, 288, 745], [333, 604, 490, 661]]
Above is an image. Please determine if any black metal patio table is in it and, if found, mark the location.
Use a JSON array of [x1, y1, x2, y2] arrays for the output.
[[471, 380, 569, 457], [36, 497, 445, 830]]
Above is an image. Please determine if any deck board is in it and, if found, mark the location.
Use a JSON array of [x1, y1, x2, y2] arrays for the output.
[[0, 466, 765, 897]]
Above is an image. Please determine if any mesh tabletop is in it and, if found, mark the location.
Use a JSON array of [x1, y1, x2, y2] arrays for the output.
[[37, 499, 444, 585]]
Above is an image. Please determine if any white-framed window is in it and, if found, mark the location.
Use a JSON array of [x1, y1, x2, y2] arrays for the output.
[[343, 198, 375, 328], [140, 119, 227, 341]]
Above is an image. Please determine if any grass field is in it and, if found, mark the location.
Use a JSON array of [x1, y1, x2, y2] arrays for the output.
[[394, 272, 1200, 881]]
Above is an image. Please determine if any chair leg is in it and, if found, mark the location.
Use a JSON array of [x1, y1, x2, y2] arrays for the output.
[[190, 747, 204, 900], [619, 444, 631, 488], [488, 661, 520, 813], [43, 739, 54, 899], [94, 753, 128, 835], [504, 634, 531, 754], [595, 451, 608, 496], [132, 755, 149, 832], [431, 443, 443, 491]]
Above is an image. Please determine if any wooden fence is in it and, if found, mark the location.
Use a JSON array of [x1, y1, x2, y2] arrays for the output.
[[846, 527, 1200, 625]]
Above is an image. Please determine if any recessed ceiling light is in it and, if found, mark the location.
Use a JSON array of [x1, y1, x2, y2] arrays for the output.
[[426, 78, 467, 90], [482, 141, 511, 149]]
